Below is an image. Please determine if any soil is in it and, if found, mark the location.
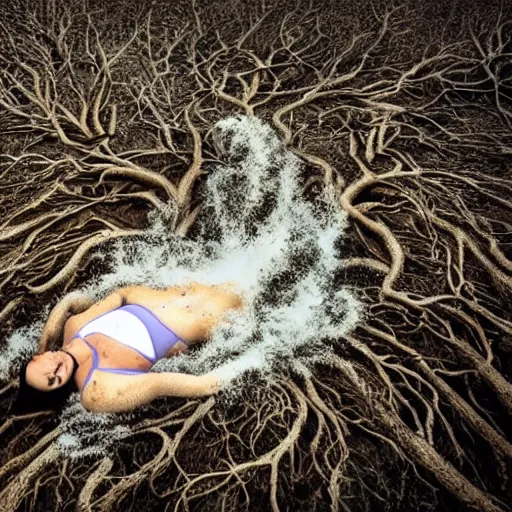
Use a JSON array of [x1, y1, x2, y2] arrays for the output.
[[0, 0, 511, 511]]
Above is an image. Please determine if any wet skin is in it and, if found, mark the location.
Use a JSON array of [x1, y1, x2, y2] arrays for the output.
[[26, 282, 243, 396]]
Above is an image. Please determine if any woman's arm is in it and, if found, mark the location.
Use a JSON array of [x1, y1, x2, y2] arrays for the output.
[[39, 292, 96, 352], [39, 287, 133, 352], [81, 371, 220, 413]]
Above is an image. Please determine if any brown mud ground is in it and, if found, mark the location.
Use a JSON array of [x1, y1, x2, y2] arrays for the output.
[[0, 0, 511, 510]]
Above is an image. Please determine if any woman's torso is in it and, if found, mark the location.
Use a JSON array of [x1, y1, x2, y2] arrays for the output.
[[63, 282, 243, 391]]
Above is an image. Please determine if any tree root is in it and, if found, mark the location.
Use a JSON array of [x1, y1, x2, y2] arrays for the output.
[[1, 1, 511, 510]]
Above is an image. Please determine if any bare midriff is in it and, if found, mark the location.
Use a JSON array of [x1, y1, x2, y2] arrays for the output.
[[123, 282, 243, 343], [62, 282, 243, 390], [63, 281, 242, 351]]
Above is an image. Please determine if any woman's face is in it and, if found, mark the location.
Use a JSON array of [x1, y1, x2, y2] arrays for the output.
[[25, 351, 74, 391]]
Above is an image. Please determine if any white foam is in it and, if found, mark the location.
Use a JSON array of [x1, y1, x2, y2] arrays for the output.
[[56, 394, 131, 459], [86, 115, 363, 383], [0, 321, 43, 380], [2, 115, 363, 458]]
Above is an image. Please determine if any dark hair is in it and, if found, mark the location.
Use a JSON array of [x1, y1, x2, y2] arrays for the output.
[[13, 353, 79, 415]]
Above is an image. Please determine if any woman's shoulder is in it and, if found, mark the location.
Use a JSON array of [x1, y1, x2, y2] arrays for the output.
[[79, 369, 114, 412], [79, 368, 159, 413], [63, 316, 82, 346]]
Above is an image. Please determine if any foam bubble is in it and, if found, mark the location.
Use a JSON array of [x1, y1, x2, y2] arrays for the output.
[[2, 115, 363, 458], [56, 394, 131, 459], [0, 321, 43, 380], [87, 115, 363, 382]]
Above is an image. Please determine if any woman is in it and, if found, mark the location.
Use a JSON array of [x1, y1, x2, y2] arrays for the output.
[[16, 282, 243, 414]]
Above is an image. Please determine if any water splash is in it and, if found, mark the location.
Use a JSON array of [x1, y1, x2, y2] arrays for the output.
[[85, 115, 363, 384], [57, 394, 132, 459], [0, 323, 42, 380], [3, 115, 363, 458]]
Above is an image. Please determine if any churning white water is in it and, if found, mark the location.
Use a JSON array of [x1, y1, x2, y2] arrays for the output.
[[2, 116, 363, 458]]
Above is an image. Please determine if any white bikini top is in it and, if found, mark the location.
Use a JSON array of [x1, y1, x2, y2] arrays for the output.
[[73, 304, 186, 390], [76, 308, 157, 361]]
